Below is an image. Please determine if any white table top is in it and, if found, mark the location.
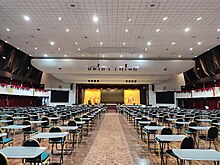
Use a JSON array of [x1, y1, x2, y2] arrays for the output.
[[81, 118, 91, 121], [189, 126, 210, 131], [0, 133, 7, 137], [0, 120, 12, 123], [59, 126, 78, 131], [13, 116, 28, 120], [138, 121, 151, 125], [1, 125, 31, 129], [212, 123, 220, 126], [0, 146, 47, 158], [166, 118, 177, 121], [30, 120, 47, 124], [48, 117, 60, 120], [172, 149, 220, 161], [156, 135, 186, 142], [32, 132, 68, 139], [144, 126, 164, 130], [195, 119, 212, 122], [175, 121, 190, 125]]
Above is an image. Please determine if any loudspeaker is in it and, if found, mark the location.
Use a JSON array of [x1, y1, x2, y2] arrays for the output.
[[152, 84, 155, 91], [70, 83, 73, 90]]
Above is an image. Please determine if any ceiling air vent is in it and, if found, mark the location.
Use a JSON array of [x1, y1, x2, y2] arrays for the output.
[[146, 2, 159, 9]]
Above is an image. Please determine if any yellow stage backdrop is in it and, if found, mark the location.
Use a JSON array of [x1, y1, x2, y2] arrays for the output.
[[84, 89, 101, 104], [124, 89, 140, 105]]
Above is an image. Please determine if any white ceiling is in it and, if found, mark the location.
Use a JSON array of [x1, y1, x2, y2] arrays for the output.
[[1, 0, 219, 84]]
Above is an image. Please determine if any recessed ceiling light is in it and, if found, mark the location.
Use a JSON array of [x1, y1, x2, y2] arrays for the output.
[[78, 48, 81, 51], [75, 42, 77, 45], [64, 54, 67, 57], [29, 54, 32, 56], [6, 28, 10, 31], [125, 28, 128, 32], [217, 29, 220, 32], [102, 54, 105, 58], [156, 29, 160, 32], [197, 17, 202, 21], [93, 15, 98, 22], [5, 41, 8, 43], [195, 55, 197, 57], [34, 47, 37, 50], [185, 27, 190, 32], [123, 42, 126, 45], [147, 42, 151, 46], [207, 49, 210, 51], [178, 55, 181, 58], [163, 17, 168, 21], [190, 48, 193, 51], [17, 47, 19, 49], [171, 42, 175, 45], [50, 41, 55, 45], [100, 42, 103, 45], [66, 28, 69, 32], [127, 18, 131, 22], [198, 42, 201, 45], [2, 56, 6, 59], [44, 54, 48, 57], [82, 54, 85, 57], [58, 17, 62, 21], [23, 15, 30, 21], [96, 29, 100, 32], [120, 54, 123, 58], [139, 54, 143, 58], [57, 48, 61, 50], [145, 48, 148, 51]]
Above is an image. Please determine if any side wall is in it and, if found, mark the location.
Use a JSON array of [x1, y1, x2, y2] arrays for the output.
[[41, 73, 76, 106], [149, 74, 185, 108]]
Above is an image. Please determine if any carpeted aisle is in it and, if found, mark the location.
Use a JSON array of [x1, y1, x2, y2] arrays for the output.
[[83, 113, 134, 165]]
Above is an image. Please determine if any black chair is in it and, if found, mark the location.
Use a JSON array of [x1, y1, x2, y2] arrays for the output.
[[68, 120, 81, 146], [41, 116, 52, 132], [0, 152, 8, 165], [156, 127, 173, 150], [199, 126, 218, 150], [173, 119, 183, 134], [5, 116, 14, 125], [51, 114, 59, 125], [49, 127, 66, 163], [166, 136, 194, 165], [22, 120, 38, 141], [0, 129, 13, 148], [145, 121, 157, 149], [22, 138, 50, 164]]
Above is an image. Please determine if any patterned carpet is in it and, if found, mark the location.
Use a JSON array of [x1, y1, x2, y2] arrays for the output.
[[83, 113, 134, 165]]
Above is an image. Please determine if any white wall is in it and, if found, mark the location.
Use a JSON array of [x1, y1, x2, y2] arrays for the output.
[[149, 74, 185, 108], [41, 73, 76, 106]]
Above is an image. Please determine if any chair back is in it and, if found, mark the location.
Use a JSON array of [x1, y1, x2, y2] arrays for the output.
[[68, 120, 77, 126], [41, 116, 49, 126], [149, 121, 157, 126], [0, 152, 8, 165], [6, 116, 14, 125], [82, 114, 88, 118], [176, 118, 183, 127], [188, 121, 198, 132], [22, 120, 31, 131], [74, 117, 82, 121], [180, 136, 194, 149], [23, 138, 40, 147], [141, 117, 149, 121], [211, 120, 218, 126], [161, 127, 172, 135], [0, 129, 5, 142], [49, 127, 62, 142], [207, 126, 218, 139]]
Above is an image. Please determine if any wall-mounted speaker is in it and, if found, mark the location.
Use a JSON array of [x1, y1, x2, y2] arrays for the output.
[[70, 83, 73, 90], [152, 84, 155, 91]]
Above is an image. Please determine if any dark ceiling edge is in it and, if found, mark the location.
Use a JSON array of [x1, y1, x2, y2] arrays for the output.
[[32, 57, 194, 60]]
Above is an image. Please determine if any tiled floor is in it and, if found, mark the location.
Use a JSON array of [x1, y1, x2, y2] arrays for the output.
[[5, 111, 219, 165]]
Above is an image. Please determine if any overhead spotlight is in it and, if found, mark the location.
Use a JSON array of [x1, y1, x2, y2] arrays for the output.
[[93, 15, 98, 22]]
